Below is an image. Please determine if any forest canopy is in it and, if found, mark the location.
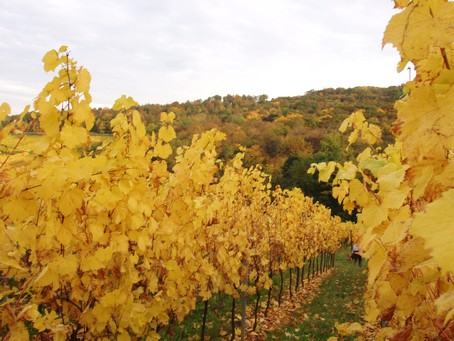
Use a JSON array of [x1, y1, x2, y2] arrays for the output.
[[8, 85, 403, 219]]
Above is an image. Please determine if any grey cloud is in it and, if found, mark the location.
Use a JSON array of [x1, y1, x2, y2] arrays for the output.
[[0, 0, 404, 113]]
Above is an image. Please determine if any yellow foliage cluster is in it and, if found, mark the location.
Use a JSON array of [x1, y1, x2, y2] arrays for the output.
[[311, 1, 454, 339], [0, 47, 351, 339], [274, 113, 304, 123]]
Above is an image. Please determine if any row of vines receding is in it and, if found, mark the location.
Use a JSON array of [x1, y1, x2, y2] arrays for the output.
[[0, 47, 354, 340]]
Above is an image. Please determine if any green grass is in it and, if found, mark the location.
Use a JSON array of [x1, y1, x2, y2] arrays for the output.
[[267, 247, 368, 340], [157, 248, 367, 340], [159, 293, 235, 340]]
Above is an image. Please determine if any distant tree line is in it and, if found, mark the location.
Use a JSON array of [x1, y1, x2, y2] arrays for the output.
[[8, 85, 403, 220]]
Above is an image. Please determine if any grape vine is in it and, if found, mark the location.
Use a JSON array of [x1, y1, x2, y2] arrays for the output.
[[0, 47, 351, 340], [312, 1, 454, 339]]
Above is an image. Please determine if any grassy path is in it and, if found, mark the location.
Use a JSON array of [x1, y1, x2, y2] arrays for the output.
[[266, 247, 368, 340], [165, 247, 367, 340]]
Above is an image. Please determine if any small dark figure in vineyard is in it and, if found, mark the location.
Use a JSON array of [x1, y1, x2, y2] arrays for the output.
[[350, 243, 362, 267]]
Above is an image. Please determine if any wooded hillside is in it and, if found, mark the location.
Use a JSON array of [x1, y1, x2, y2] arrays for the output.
[[132, 86, 401, 218], [13, 85, 403, 219]]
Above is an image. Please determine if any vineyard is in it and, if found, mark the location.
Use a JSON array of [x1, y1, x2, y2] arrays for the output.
[[0, 47, 354, 340], [1, 0, 454, 340]]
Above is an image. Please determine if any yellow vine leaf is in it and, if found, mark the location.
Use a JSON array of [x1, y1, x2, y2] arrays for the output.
[[35, 101, 59, 137], [381, 219, 410, 245], [334, 161, 357, 181], [339, 110, 363, 133], [56, 219, 75, 245], [384, 1, 454, 70], [0, 255, 23, 271], [360, 205, 388, 229], [81, 247, 113, 271], [110, 112, 128, 135], [339, 109, 381, 148], [118, 332, 132, 341], [58, 187, 84, 216], [411, 189, 454, 274], [34, 266, 59, 288], [91, 303, 113, 331], [111, 233, 129, 253], [364, 240, 386, 285], [376, 281, 397, 312], [42, 49, 60, 72], [313, 161, 337, 182], [60, 124, 88, 148], [393, 0, 411, 9], [154, 141, 172, 159], [132, 110, 146, 138], [363, 123, 381, 145], [232, 153, 244, 169], [2, 198, 34, 225], [376, 163, 406, 192], [160, 111, 175, 124], [57, 254, 79, 277], [158, 125, 176, 143], [0, 102, 10, 121], [9, 322, 30, 340], [380, 187, 409, 210], [395, 293, 416, 320], [348, 179, 371, 207], [75, 68, 91, 93], [72, 100, 94, 128], [113, 95, 139, 111], [358, 157, 387, 178]]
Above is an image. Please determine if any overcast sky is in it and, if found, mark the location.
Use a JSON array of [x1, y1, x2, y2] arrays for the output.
[[1, 0, 408, 114]]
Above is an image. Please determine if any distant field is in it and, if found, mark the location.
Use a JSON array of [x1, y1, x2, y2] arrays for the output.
[[1, 134, 41, 153], [0, 134, 111, 164]]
